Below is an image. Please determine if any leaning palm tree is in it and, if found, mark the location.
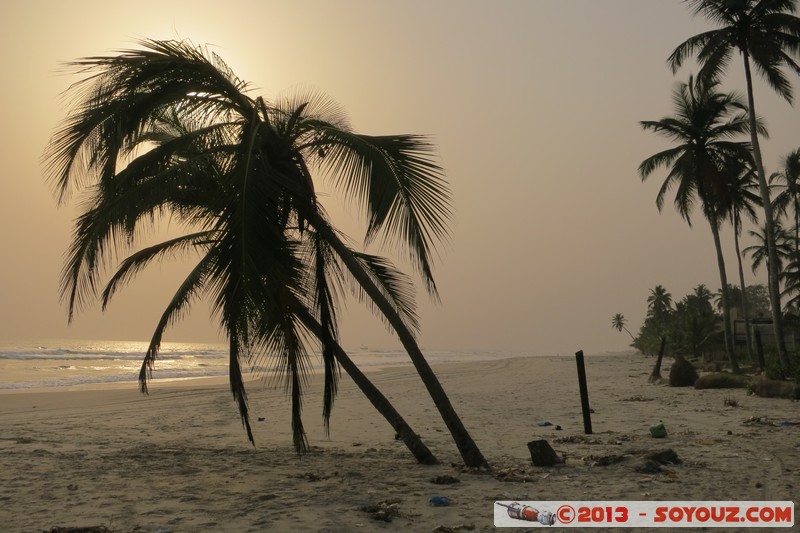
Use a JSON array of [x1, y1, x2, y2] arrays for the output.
[[669, 0, 800, 369], [639, 76, 757, 372], [47, 51, 439, 464], [46, 40, 486, 466], [611, 313, 636, 342]]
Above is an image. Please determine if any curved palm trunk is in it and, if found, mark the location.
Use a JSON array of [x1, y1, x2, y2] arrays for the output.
[[708, 212, 739, 372], [622, 327, 635, 343], [733, 212, 754, 360], [309, 211, 489, 468], [742, 53, 791, 368], [293, 306, 439, 465]]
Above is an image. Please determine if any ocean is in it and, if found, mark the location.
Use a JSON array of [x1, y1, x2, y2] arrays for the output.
[[0, 339, 548, 391]]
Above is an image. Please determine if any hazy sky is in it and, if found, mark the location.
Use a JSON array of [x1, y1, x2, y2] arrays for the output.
[[2, 1, 799, 354]]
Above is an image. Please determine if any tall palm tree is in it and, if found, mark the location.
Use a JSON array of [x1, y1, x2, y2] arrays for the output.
[[669, 0, 800, 369], [45, 40, 486, 466], [611, 313, 636, 342], [639, 76, 755, 372]]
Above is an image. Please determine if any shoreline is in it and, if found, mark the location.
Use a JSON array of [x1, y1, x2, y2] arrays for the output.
[[0, 350, 638, 395], [2, 352, 797, 531]]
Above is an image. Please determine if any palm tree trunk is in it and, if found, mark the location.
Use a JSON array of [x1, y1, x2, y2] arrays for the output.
[[795, 198, 799, 256], [623, 327, 635, 343], [742, 53, 791, 369], [308, 211, 489, 468], [293, 305, 439, 465], [734, 212, 754, 360], [709, 212, 739, 372], [649, 336, 667, 383]]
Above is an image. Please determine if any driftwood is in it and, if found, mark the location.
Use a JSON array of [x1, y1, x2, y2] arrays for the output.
[[752, 379, 800, 399], [694, 372, 752, 389]]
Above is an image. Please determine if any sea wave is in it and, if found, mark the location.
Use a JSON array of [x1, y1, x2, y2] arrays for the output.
[[0, 339, 577, 390], [0, 344, 229, 361]]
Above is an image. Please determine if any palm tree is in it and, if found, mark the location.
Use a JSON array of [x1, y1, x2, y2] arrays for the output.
[[771, 148, 800, 252], [743, 219, 794, 286], [611, 313, 636, 342], [694, 283, 715, 302], [639, 76, 755, 372], [672, 286, 721, 358], [646, 285, 674, 323], [45, 40, 486, 466], [669, 0, 800, 369], [724, 158, 761, 357], [779, 249, 800, 311], [774, 149, 800, 315]]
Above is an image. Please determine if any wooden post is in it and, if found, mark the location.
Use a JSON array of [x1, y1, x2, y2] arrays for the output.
[[574, 350, 593, 434]]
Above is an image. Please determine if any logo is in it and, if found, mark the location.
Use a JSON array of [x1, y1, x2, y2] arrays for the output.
[[496, 502, 556, 525]]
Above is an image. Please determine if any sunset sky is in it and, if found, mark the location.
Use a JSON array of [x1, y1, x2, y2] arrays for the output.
[[2, 0, 799, 355]]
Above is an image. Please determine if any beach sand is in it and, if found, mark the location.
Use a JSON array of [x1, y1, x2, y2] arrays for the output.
[[1, 353, 797, 532]]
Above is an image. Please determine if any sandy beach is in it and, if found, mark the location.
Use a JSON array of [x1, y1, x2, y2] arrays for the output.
[[1, 352, 798, 532]]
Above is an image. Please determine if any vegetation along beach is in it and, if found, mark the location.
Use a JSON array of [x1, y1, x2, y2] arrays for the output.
[[2, 1, 800, 531]]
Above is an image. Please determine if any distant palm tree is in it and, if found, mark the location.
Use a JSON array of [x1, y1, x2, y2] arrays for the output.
[[743, 220, 794, 287], [646, 285, 673, 322], [672, 286, 720, 358], [771, 148, 800, 252], [724, 159, 761, 357], [779, 249, 800, 311], [669, 0, 800, 369], [640, 77, 754, 372], [611, 313, 636, 342], [45, 40, 487, 466], [694, 283, 714, 303]]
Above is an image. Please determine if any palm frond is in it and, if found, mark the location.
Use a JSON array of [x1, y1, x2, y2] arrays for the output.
[[228, 334, 254, 444], [304, 124, 452, 298], [299, 230, 343, 434], [101, 231, 213, 308], [350, 251, 420, 334], [668, 29, 719, 72], [139, 250, 217, 393], [45, 38, 253, 203]]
